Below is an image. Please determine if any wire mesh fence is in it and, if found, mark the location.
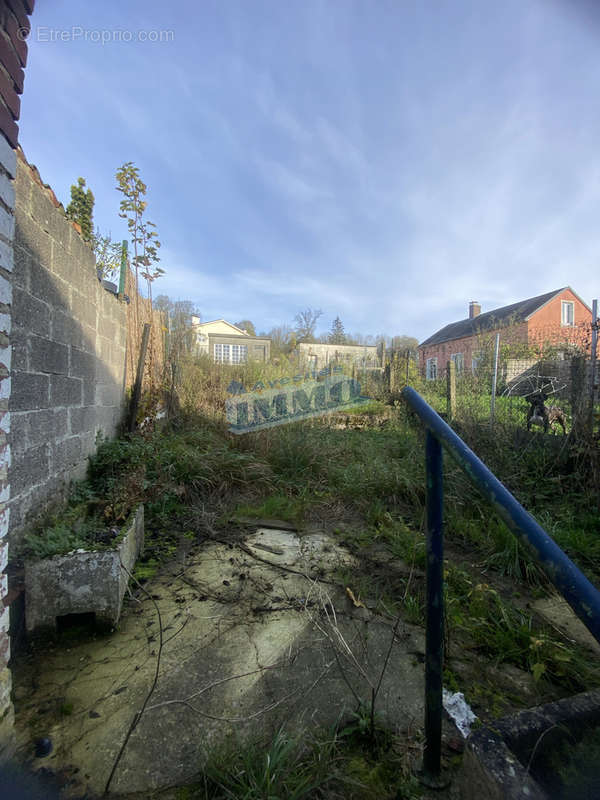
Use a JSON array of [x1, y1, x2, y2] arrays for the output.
[[412, 321, 597, 432]]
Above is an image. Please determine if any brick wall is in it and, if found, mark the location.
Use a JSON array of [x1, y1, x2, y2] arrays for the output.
[[0, 0, 34, 763], [527, 288, 592, 351], [419, 323, 530, 377], [9, 153, 127, 536], [419, 290, 594, 378]]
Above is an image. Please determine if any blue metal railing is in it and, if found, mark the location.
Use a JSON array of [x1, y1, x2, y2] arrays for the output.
[[402, 386, 600, 780]]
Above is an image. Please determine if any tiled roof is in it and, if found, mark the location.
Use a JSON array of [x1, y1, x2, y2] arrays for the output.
[[419, 288, 568, 348]]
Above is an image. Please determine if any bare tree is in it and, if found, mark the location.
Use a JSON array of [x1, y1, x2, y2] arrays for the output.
[[154, 296, 200, 358], [294, 308, 323, 343], [391, 335, 419, 357], [267, 324, 294, 356]]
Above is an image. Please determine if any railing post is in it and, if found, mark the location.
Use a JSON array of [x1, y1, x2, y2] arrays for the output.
[[423, 430, 444, 782]]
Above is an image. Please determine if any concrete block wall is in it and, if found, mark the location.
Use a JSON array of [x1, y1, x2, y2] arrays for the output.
[[9, 153, 127, 536], [298, 342, 379, 371]]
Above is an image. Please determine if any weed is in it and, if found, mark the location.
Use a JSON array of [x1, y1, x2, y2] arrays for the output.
[[190, 724, 423, 800], [344, 400, 387, 416], [483, 524, 547, 586], [134, 558, 160, 582], [552, 725, 600, 799], [402, 594, 425, 625], [445, 566, 600, 691], [23, 522, 88, 559], [199, 728, 331, 799]]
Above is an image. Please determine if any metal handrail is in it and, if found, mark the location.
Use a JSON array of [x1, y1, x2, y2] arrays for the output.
[[401, 385, 600, 780]]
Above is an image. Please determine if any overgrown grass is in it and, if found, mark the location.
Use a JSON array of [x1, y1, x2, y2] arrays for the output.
[[180, 724, 424, 800], [444, 566, 600, 691], [232, 492, 306, 524], [20, 482, 132, 559], [22, 354, 600, 701]]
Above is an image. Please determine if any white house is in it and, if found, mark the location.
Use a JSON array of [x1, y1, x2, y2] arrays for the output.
[[192, 318, 271, 364]]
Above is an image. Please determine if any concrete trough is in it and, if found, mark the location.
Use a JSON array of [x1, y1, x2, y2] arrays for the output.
[[458, 688, 600, 799], [24, 505, 144, 633]]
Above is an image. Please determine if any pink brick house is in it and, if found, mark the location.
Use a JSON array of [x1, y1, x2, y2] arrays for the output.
[[419, 287, 592, 379]]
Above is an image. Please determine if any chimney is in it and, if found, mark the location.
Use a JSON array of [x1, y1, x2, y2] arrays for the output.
[[469, 301, 481, 319]]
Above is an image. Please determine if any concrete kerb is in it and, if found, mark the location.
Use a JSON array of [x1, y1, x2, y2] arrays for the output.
[[458, 688, 600, 799]]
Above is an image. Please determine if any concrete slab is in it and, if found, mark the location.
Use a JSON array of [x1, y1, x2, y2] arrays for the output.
[[12, 529, 426, 797], [533, 595, 600, 657]]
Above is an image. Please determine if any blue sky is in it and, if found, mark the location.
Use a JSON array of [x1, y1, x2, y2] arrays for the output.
[[18, 0, 599, 341]]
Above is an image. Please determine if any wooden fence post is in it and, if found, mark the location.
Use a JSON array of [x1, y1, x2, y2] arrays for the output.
[[446, 360, 456, 420], [571, 355, 587, 437], [384, 358, 391, 395], [390, 351, 397, 394], [127, 323, 151, 432], [490, 332, 500, 425]]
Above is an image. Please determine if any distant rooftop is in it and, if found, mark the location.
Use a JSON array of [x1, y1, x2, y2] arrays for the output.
[[419, 287, 574, 348]]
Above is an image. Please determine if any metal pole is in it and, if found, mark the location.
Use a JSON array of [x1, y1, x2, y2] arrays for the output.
[[423, 430, 444, 781], [118, 240, 128, 296], [490, 332, 500, 424], [402, 386, 600, 644]]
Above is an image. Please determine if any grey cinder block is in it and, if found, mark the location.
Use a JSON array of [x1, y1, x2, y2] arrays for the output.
[[29, 336, 68, 376], [50, 374, 82, 407], [9, 372, 50, 412]]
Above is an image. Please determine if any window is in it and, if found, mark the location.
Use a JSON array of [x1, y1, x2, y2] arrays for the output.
[[215, 343, 247, 364], [231, 344, 248, 364], [450, 353, 464, 374], [561, 301, 574, 326], [214, 343, 230, 363], [471, 352, 482, 374], [426, 357, 437, 380]]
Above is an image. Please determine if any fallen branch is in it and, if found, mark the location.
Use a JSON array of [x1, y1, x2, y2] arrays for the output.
[[145, 658, 337, 723]]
